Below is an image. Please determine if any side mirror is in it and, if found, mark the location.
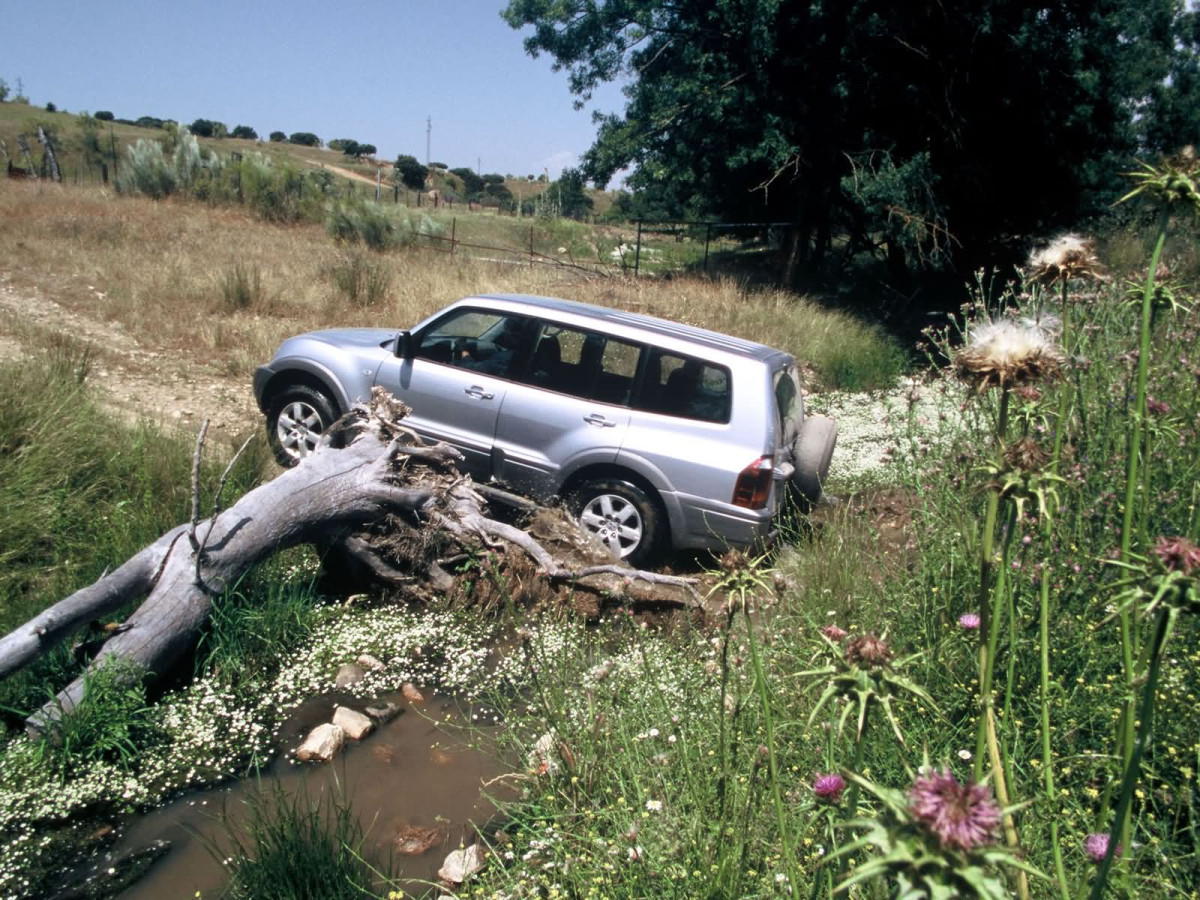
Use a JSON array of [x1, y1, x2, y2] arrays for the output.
[[395, 330, 414, 359]]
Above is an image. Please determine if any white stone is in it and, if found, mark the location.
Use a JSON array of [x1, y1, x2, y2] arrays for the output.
[[333, 706, 374, 740], [296, 723, 345, 762], [438, 844, 485, 884], [356, 653, 385, 671], [334, 663, 366, 688]]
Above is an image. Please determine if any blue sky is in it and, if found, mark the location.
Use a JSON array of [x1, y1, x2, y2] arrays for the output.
[[1, 0, 626, 180]]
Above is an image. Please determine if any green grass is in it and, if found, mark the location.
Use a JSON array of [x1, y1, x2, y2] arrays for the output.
[[0, 346, 267, 714], [209, 779, 382, 900]]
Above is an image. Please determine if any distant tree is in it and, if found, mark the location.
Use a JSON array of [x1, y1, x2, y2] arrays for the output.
[[506, 0, 1200, 281], [328, 138, 354, 152], [231, 124, 258, 140], [537, 173, 548, 183], [45, 102, 57, 113], [429, 161, 448, 170], [481, 173, 506, 185], [555, 167, 593, 220], [485, 180, 514, 207], [356, 143, 376, 158], [135, 116, 165, 130], [189, 118, 225, 138], [450, 167, 485, 198], [269, 131, 286, 142], [395, 154, 428, 191], [94, 110, 114, 121], [0, 80, 10, 103], [288, 132, 321, 147]]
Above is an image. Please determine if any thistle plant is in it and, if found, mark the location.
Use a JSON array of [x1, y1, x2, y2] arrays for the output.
[[1106, 145, 1200, 852], [797, 629, 935, 750], [954, 312, 1065, 900], [1088, 536, 1199, 899], [826, 770, 1042, 899], [707, 551, 800, 900]]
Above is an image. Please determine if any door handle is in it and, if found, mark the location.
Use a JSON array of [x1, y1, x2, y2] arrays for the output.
[[583, 413, 617, 427], [464, 386, 494, 400]]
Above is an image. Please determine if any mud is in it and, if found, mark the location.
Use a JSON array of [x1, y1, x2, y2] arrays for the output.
[[105, 690, 514, 898]]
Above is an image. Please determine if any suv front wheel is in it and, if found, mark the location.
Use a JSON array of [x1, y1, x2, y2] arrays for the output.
[[571, 478, 664, 567], [267, 385, 338, 467]]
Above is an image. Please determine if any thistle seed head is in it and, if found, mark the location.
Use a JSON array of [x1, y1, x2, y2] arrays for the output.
[[1028, 233, 1107, 284], [954, 319, 1064, 391], [1005, 437, 1051, 472]]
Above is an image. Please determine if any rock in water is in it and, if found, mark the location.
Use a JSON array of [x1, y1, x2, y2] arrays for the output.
[[401, 682, 424, 702], [394, 825, 443, 855], [334, 663, 367, 688], [333, 706, 374, 740], [296, 723, 346, 762], [438, 843, 485, 884]]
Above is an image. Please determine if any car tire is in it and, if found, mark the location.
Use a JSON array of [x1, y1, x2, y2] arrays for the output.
[[266, 385, 339, 467], [570, 478, 664, 567], [791, 415, 838, 506]]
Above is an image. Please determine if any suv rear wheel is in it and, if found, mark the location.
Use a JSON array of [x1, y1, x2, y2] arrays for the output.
[[267, 385, 338, 467], [571, 478, 664, 567]]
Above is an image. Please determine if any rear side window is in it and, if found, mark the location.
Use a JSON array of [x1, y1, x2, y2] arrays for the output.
[[513, 322, 640, 406], [634, 349, 731, 423]]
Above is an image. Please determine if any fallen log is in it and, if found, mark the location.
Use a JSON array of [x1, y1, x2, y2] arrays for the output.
[[0, 389, 699, 732]]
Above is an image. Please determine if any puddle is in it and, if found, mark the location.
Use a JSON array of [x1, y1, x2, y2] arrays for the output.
[[102, 690, 515, 898]]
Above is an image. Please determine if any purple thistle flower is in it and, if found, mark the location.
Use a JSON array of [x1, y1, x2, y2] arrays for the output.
[[1084, 832, 1121, 863], [958, 613, 981, 629], [908, 769, 1001, 852], [821, 624, 848, 642], [813, 773, 846, 803]]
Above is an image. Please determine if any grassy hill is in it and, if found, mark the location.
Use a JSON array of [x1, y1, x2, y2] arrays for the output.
[[0, 101, 612, 212]]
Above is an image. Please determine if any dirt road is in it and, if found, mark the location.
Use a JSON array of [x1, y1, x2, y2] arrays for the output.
[[0, 274, 258, 439]]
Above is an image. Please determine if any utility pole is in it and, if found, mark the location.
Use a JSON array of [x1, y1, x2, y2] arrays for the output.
[[425, 116, 431, 166]]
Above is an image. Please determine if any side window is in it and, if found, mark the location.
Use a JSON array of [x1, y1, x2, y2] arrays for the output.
[[514, 322, 641, 405], [634, 349, 731, 423], [415, 309, 535, 378]]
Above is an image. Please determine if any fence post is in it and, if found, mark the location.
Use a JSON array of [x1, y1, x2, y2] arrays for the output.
[[703, 223, 712, 274], [451, 218, 457, 256], [375, 167, 381, 203], [529, 226, 535, 267], [634, 220, 643, 277]]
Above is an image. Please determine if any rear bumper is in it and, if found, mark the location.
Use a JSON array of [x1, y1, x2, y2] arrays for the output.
[[662, 489, 778, 553]]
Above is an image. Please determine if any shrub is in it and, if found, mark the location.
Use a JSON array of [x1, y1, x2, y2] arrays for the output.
[[94, 110, 114, 121], [231, 124, 258, 140], [287, 131, 320, 147], [45, 102, 56, 113], [325, 198, 397, 251], [218, 262, 264, 312], [0, 79, 8, 102], [268, 130, 286, 142], [327, 250, 393, 307], [134, 115, 165, 129], [115, 138, 177, 198]]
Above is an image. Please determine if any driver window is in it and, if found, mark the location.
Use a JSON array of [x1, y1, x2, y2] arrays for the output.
[[415, 309, 534, 378]]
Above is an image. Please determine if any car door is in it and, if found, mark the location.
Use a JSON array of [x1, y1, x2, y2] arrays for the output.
[[374, 309, 533, 480], [492, 324, 637, 498]]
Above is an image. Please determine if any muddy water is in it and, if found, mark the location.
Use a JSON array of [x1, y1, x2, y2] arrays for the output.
[[111, 690, 515, 899]]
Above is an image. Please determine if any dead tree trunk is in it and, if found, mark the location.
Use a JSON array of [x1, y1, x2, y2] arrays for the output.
[[0, 391, 697, 733]]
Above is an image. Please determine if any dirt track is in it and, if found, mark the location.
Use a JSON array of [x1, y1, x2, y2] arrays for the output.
[[0, 273, 258, 439]]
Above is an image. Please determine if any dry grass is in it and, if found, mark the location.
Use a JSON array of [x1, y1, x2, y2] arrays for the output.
[[0, 181, 903, 389]]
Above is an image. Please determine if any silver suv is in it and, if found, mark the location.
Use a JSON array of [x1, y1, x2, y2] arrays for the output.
[[253, 294, 836, 565]]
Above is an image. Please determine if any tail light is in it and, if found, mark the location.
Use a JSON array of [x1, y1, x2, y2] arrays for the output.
[[732, 456, 773, 509]]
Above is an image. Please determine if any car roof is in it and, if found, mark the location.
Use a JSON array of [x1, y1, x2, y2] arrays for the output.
[[462, 293, 789, 364]]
